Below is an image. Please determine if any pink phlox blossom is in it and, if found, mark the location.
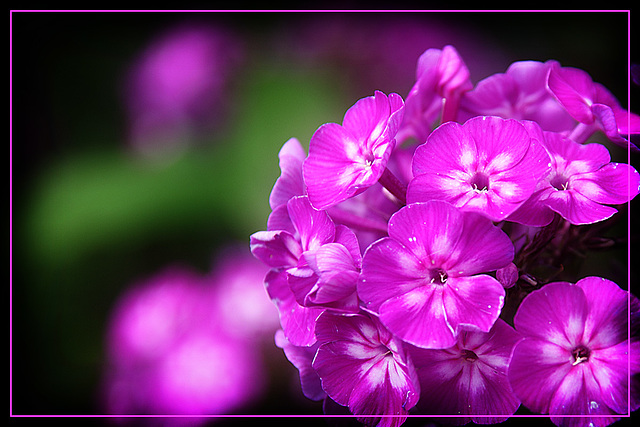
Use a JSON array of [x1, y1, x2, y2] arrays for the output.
[[458, 60, 576, 133], [547, 62, 640, 151], [312, 311, 420, 427], [397, 45, 473, 145], [508, 277, 640, 427], [250, 195, 362, 346], [267, 137, 394, 252], [407, 116, 551, 222], [507, 121, 640, 226], [303, 90, 405, 210], [358, 200, 514, 349], [409, 318, 522, 424]]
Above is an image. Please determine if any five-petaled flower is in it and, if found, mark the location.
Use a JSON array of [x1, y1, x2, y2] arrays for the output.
[[508, 277, 640, 427], [358, 200, 513, 349]]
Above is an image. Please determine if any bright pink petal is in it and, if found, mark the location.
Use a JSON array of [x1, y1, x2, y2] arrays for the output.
[[379, 285, 456, 349], [572, 162, 640, 206], [545, 186, 618, 225], [264, 269, 323, 347], [547, 63, 597, 124], [548, 363, 621, 427], [576, 277, 630, 350], [441, 275, 505, 335], [269, 137, 307, 209], [447, 208, 514, 276], [514, 282, 588, 349], [274, 329, 325, 401], [508, 337, 573, 414], [358, 237, 428, 312], [313, 312, 419, 422], [249, 230, 301, 268], [387, 201, 465, 266], [287, 196, 335, 252]]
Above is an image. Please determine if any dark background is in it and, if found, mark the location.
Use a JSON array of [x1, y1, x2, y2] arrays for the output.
[[10, 9, 639, 427]]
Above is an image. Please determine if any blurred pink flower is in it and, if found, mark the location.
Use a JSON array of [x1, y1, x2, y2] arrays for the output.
[[122, 23, 244, 158], [103, 248, 277, 421]]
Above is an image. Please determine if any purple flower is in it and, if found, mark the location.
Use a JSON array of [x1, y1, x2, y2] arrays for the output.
[[547, 62, 640, 151], [250, 195, 361, 346], [122, 24, 244, 157], [302, 91, 405, 210], [103, 266, 263, 418], [508, 277, 640, 427], [407, 116, 550, 222], [409, 318, 522, 424], [358, 201, 514, 349], [397, 45, 473, 144], [507, 123, 640, 226], [458, 60, 576, 133], [312, 311, 420, 427]]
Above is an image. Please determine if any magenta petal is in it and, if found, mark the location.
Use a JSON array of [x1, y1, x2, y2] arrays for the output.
[[313, 312, 419, 425], [264, 269, 323, 347], [548, 364, 620, 427], [547, 63, 596, 124], [447, 209, 514, 275], [333, 224, 362, 268], [514, 282, 588, 349], [287, 196, 335, 251], [274, 329, 325, 401], [249, 230, 301, 268], [588, 341, 636, 414], [545, 187, 618, 225], [577, 276, 632, 349], [343, 90, 400, 145], [441, 275, 505, 335], [388, 201, 465, 265], [303, 122, 383, 210], [269, 137, 307, 209], [379, 285, 457, 349], [348, 357, 418, 427], [411, 319, 521, 423], [508, 338, 573, 414], [572, 162, 640, 206]]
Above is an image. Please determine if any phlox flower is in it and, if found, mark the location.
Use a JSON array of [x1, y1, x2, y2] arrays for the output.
[[508, 277, 640, 427], [507, 123, 640, 226], [303, 90, 405, 210], [458, 60, 576, 133], [409, 318, 522, 424], [397, 45, 473, 144], [250, 195, 361, 346], [407, 116, 550, 222], [312, 311, 420, 427], [547, 62, 640, 151], [358, 201, 514, 349]]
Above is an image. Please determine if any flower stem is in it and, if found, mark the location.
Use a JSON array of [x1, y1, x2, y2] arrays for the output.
[[378, 167, 407, 205], [568, 122, 596, 144], [327, 207, 389, 234]]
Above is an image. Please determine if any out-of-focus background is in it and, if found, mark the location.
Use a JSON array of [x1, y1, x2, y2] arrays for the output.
[[10, 10, 638, 427]]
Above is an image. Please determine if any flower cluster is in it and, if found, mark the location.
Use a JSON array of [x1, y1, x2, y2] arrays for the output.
[[250, 45, 640, 427]]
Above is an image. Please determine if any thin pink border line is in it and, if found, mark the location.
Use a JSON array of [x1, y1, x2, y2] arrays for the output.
[[7, 9, 634, 13], [8, 8, 636, 421], [11, 414, 631, 418]]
